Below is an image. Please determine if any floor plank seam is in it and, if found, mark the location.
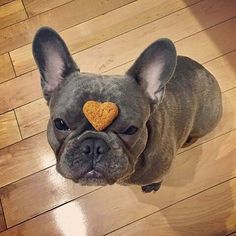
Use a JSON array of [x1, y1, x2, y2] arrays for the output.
[[22, 0, 75, 19], [227, 230, 236, 236], [174, 15, 236, 45], [222, 86, 236, 94], [0, 199, 7, 232], [0, 96, 43, 116], [0, 0, 14, 8], [104, 176, 236, 235], [7, 52, 16, 77], [20, 0, 29, 18], [201, 48, 236, 65], [0, 161, 55, 191], [13, 110, 23, 140], [178, 127, 236, 155]]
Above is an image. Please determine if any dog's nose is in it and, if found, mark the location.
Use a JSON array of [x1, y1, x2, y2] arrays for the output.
[[80, 138, 109, 157]]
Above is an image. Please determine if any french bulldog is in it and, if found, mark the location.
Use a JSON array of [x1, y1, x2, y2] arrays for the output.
[[32, 27, 222, 193]]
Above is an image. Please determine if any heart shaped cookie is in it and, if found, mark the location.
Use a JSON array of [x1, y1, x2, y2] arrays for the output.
[[83, 101, 119, 131]]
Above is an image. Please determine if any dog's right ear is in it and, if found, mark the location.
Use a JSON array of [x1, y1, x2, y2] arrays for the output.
[[32, 27, 79, 101], [126, 38, 177, 106]]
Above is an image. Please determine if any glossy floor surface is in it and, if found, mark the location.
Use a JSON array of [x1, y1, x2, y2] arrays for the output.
[[0, 0, 235, 235]]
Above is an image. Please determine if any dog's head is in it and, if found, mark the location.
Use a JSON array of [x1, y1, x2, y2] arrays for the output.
[[32, 27, 176, 186]]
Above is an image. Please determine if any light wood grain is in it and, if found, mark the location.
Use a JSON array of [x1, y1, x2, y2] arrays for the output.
[[0, 0, 134, 54], [108, 179, 236, 236], [2, 4, 235, 118], [1, 128, 236, 232], [15, 98, 48, 139], [0, 0, 27, 29], [0, 202, 6, 233], [0, 53, 15, 83], [1, 167, 99, 227], [23, 0, 72, 17], [0, 70, 42, 114], [74, 14, 236, 74], [0, 111, 21, 149], [0, 132, 54, 188], [10, 0, 199, 75], [176, 21, 236, 63]]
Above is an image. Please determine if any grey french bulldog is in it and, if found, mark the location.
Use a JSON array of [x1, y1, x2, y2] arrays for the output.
[[32, 27, 222, 193]]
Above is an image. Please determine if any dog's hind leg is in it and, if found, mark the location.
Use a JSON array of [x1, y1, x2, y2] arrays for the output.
[[141, 182, 162, 193]]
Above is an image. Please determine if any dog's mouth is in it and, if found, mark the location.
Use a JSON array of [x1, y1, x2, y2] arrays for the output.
[[83, 169, 104, 179], [73, 168, 116, 186]]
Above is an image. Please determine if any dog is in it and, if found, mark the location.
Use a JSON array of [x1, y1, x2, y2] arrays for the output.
[[32, 27, 222, 193]]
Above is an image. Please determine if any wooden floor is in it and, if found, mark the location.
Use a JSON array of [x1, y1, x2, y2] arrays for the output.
[[0, 0, 235, 235]]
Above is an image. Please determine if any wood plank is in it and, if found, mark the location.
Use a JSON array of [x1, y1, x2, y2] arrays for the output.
[[0, 0, 135, 54], [0, 70, 42, 114], [1, 128, 236, 232], [0, 53, 15, 83], [108, 179, 236, 236], [74, 14, 236, 74], [0, 111, 21, 149], [10, 0, 199, 75], [15, 51, 236, 140], [0, 0, 27, 29], [1, 167, 99, 227], [0, 132, 54, 188], [15, 99, 48, 139], [23, 0, 72, 17], [0, 202, 6, 233], [176, 22, 236, 64], [3, 3, 236, 116]]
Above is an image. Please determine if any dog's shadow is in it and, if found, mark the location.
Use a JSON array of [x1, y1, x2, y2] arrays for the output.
[[128, 101, 235, 235]]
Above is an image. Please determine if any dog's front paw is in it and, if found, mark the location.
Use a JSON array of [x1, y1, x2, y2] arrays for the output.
[[141, 182, 162, 193]]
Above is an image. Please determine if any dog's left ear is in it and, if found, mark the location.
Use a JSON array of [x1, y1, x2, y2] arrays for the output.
[[32, 27, 79, 101], [127, 38, 177, 103]]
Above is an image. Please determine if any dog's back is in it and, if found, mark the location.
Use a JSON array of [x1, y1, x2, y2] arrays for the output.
[[160, 56, 223, 149]]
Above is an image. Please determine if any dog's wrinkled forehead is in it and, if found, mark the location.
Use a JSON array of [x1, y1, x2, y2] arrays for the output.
[[49, 72, 150, 128]]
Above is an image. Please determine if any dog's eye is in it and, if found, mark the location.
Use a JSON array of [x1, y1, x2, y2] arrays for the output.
[[54, 118, 69, 131], [122, 126, 138, 135]]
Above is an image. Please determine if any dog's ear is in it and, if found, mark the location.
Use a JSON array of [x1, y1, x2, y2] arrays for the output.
[[32, 27, 79, 101], [127, 38, 177, 104]]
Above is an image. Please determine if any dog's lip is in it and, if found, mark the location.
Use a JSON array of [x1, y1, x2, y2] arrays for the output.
[[83, 169, 104, 179]]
